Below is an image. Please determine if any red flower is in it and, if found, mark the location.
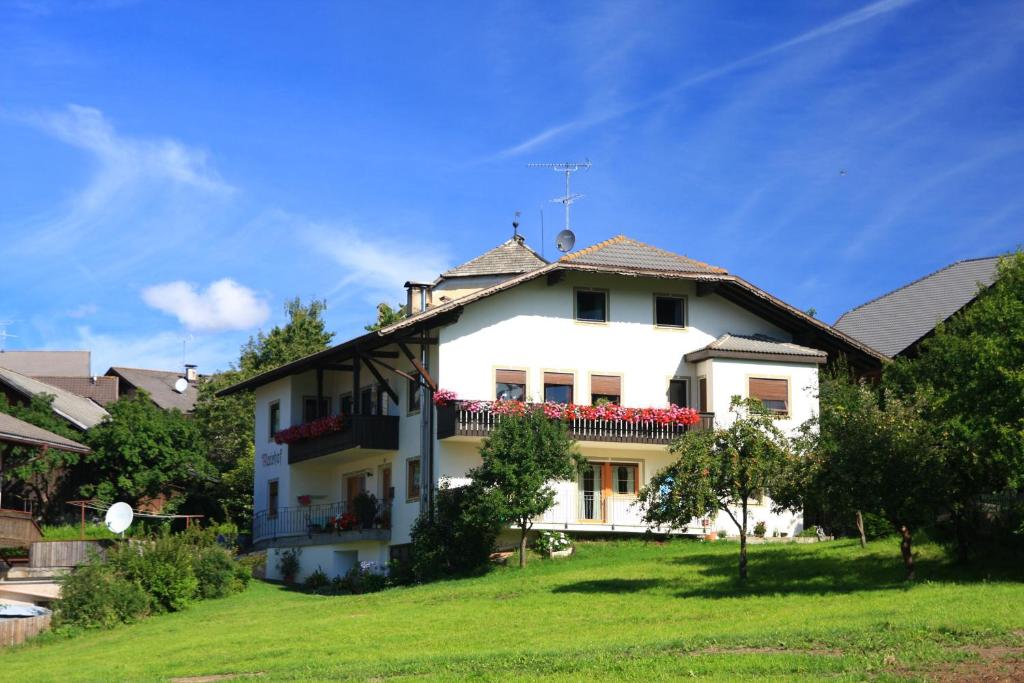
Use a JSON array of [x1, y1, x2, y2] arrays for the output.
[[274, 414, 345, 445]]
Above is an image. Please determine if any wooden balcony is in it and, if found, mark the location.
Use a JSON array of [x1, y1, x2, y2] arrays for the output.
[[287, 415, 399, 465], [0, 509, 43, 548], [436, 403, 714, 446]]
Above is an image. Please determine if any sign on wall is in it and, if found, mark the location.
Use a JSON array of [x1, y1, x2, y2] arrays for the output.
[[260, 449, 282, 467]]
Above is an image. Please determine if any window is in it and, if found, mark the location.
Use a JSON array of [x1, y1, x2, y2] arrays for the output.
[[590, 374, 621, 405], [575, 288, 607, 323], [496, 369, 526, 401], [360, 386, 377, 416], [407, 377, 421, 414], [698, 377, 708, 413], [544, 372, 574, 404], [668, 378, 689, 407], [302, 396, 332, 422], [268, 401, 280, 439], [339, 392, 353, 416], [654, 295, 686, 327], [614, 464, 638, 495], [267, 479, 279, 519], [406, 457, 421, 501], [749, 377, 788, 415]]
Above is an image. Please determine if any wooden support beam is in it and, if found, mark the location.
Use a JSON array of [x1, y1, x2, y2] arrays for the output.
[[352, 355, 362, 414], [362, 356, 400, 405], [367, 356, 424, 388], [397, 342, 437, 392], [321, 363, 353, 372], [367, 350, 399, 359]]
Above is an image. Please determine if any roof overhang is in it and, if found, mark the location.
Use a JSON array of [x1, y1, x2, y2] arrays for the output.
[[685, 349, 827, 364]]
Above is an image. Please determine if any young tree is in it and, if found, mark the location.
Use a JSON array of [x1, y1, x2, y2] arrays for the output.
[[638, 398, 795, 580], [886, 251, 1024, 560], [364, 302, 407, 331], [467, 409, 583, 568]]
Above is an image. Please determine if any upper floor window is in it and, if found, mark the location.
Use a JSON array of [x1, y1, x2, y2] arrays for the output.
[[544, 371, 574, 404], [654, 294, 686, 327], [407, 377, 421, 414], [575, 288, 608, 323], [590, 374, 621, 405], [302, 396, 332, 423], [406, 457, 422, 501], [749, 377, 788, 416], [496, 369, 526, 401], [668, 378, 689, 407], [268, 401, 280, 440]]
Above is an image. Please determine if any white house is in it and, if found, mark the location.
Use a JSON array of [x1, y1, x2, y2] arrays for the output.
[[219, 234, 883, 581]]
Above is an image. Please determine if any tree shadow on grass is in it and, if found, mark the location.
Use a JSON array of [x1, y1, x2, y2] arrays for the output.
[[551, 543, 1024, 600]]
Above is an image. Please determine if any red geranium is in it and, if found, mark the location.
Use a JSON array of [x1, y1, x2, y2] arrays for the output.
[[274, 414, 345, 445]]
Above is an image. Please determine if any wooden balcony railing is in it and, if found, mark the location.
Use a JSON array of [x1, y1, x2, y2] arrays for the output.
[[436, 403, 714, 445], [287, 415, 399, 464]]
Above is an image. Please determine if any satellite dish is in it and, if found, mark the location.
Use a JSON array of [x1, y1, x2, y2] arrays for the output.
[[556, 229, 576, 253], [105, 502, 134, 534], [173, 377, 188, 393]]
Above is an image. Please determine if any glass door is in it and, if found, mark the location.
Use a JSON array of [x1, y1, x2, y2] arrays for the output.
[[578, 463, 603, 521]]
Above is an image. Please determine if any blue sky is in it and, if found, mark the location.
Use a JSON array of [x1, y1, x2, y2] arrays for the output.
[[1, 0, 1021, 374]]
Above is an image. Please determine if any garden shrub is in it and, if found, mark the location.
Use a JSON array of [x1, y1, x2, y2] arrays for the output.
[[304, 567, 330, 591], [108, 534, 199, 612], [861, 512, 894, 540], [406, 482, 501, 582], [56, 558, 150, 629], [798, 526, 820, 538], [534, 531, 572, 555], [192, 544, 249, 599]]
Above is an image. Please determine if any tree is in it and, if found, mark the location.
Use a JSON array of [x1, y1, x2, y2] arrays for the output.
[[467, 409, 583, 568], [886, 251, 1024, 560], [0, 393, 85, 520], [364, 302, 407, 332], [82, 392, 214, 509], [638, 398, 795, 580], [192, 297, 334, 527], [780, 369, 941, 579]]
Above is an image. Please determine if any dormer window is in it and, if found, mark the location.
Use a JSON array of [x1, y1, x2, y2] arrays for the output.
[[575, 288, 608, 323]]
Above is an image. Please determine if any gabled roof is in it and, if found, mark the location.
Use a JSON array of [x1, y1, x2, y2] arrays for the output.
[[560, 235, 727, 274], [0, 412, 91, 454], [0, 350, 91, 377], [33, 375, 119, 405], [834, 256, 1001, 357], [685, 334, 827, 364], [106, 367, 198, 412], [440, 236, 548, 279], [0, 367, 109, 430]]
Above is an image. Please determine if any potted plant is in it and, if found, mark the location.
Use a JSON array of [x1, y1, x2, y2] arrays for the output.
[[753, 520, 767, 538], [535, 531, 573, 559], [276, 547, 301, 584], [353, 491, 379, 530]]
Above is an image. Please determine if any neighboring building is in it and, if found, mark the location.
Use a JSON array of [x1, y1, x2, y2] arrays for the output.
[[0, 367, 109, 431], [834, 256, 1002, 358], [0, 350, 119, 406], [105, 366, 200, 413], [219, 234, 883, 581]]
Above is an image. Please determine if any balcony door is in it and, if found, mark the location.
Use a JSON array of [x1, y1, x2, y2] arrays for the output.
[[345, 474, 366, 513], [578, 463, 603, 521]]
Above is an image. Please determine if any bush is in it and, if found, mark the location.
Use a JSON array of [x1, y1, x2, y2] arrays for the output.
[[193, 545, 249, 599], [108, 535, 199, 613], [534, 531, 572, 555], [753, 520, 767, 538], [56, 558, 150, 629], [275, 547, 301, 582], [304, 567, 330, 591], [798, 526, 819, 538], [406, 482, 501, 583], [861, 512, 894, 540]]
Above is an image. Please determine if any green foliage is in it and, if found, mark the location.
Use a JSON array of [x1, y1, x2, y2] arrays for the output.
[[55, 558, 151, 629], [364, 301, 408, 331], [107, 534, 200, 612], [753, 520, 767, 537], [797, 525, 819, 538], [304, 567, 330, 591], [192, 544, 250, 599], [0, 393, 86, 521], [467, 409, 582, 567], [534, 530, 572, 554], [885, 251, 1024, 553], [239, 297, 334, 375], [82, 392, 213, 508], [275, 547, 301, 581], [41, 523, 120, 541], [406, 482, 502, 582], [639, 398, 795, 579]]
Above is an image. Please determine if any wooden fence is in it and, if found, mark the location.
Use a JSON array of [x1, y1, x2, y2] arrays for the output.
[[0, 509, 42, 548], [0, 612, 51, 647], [29, 540, 107, 568]]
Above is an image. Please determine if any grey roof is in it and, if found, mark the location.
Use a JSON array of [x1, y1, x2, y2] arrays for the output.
[[441, 237, 548, 278], [834, 256, 1001, 357], [685, 334, 827, 364], [0, 350, 90, 377], [0, 412, 90, 453], [106, 367, 198, 412], [560, 235, 727, 274], [0, 367, 109, 430]]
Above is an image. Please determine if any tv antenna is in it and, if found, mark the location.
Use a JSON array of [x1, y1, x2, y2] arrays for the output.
[[528, 160, 591, 232]]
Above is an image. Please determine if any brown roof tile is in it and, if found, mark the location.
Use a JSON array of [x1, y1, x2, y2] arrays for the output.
[[34, 376, 119, 405]]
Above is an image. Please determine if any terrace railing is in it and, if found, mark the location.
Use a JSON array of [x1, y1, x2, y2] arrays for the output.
[[252, 498, 392, 544], [437, 403, 714, 445]]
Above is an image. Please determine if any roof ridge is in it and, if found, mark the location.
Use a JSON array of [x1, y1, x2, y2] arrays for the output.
[[109, 366, 183, 374], [835, 255, 1003, 323], [617, 235, 728, 273], [559, 235, 626, 262], [561, 234, 726, 273]]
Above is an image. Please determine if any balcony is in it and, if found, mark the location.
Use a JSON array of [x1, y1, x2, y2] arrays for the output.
[[251, 498, 392, 548], [287, 415, 399, 465], [436, 403, 714, 445]]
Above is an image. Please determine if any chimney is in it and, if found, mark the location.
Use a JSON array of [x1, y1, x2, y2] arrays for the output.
[[404, 282, 432, 315], [184, 364, 198, 382]]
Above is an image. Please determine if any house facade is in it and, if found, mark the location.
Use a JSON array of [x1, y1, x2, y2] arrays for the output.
[[221, 235, 882, 581]]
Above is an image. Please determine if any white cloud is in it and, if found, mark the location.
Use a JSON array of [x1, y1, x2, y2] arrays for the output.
[[301, 223, 451, 303], [142, 279, 270, 332]]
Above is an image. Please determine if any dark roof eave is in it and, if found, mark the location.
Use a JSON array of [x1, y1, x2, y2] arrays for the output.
[[0, 431, 92, 453], [685, 349, 827, 364]]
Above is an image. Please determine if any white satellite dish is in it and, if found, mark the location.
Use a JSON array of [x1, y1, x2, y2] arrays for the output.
[[105, 502, 134, 534], [173, 377, 189, 393]]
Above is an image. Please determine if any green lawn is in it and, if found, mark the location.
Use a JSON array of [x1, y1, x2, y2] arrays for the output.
[[3, 538, 1023, 681]]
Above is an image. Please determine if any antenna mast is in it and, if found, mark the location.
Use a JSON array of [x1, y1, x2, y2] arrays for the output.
[[528, 160, 591, 232]]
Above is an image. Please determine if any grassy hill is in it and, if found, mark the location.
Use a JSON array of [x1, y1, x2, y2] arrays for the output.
[[2, 538, 1022, 681]]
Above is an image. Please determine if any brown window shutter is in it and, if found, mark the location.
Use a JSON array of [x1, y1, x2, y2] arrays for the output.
[[590, 374, 621, 396], [749, 378, 788, 402], [699, 378, 707, 412], [496, 369, 526, 385], [544, 372, 574, 386]]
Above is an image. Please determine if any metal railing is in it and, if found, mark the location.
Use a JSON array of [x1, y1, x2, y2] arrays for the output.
[[536, 488, 689, 531], [252, 498, 392, 543], [438, 403, 714, 445]]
